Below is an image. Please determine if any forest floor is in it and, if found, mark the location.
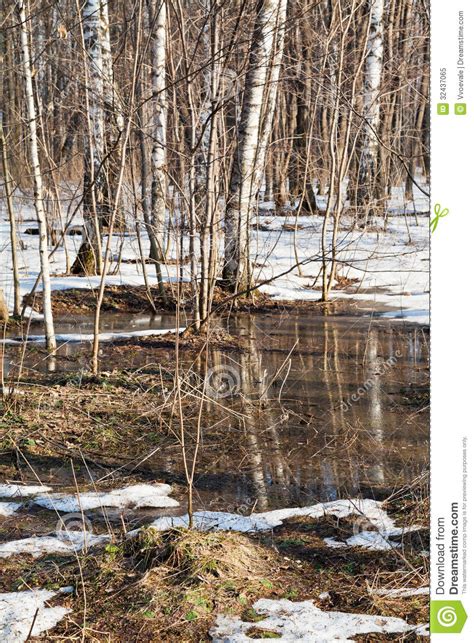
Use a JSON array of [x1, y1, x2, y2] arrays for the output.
[[1, 201, 429, 640], [0, 317, 429, 640], [0, 505, 428, 641], [1, 205, 430, 326]]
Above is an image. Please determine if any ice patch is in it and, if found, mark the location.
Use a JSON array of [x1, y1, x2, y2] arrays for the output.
[[324, 525, 421, 551], [0, 588, 71, 642], [371, 586, 429, 598], [0, 503, 22, 517], [210, 598, 428, 642], [0, 484, 53, 498], [150, 498, 393, 534], [2, 328, 183, 345], [0, 531, 110, 559], [33, 483, 179, 512]]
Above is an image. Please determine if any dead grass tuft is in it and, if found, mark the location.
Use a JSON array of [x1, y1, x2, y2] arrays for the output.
[[131, 528, 271, 584]]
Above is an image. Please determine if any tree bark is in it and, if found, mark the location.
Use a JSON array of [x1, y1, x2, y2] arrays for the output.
[[17, 0, 56, 350], [148, 0, 168, 298], [71, 0, 107, 275], [357, 0, 384, 225], [223, 0, 287, 292]]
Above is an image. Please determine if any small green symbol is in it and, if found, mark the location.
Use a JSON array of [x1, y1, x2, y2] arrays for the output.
[[455, 103, 467, 115], [430, 203, 449, 233], [431, 600, 467, 633], [437, 103, 449, 115]]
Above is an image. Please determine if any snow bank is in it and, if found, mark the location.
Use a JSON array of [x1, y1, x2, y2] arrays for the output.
[[0, 588, 71, 642], [1, 206, 428, 324], [0, 503, 21, 517], [210, 598, 428, 641], [150, 498, 393, 534], [33, 483, 179, 512], [0, 484, 52, 498], [371, 586, 429, 598], [2, 327, 183, 345], [0, 531, 110, 559], [324, 524, 421, 551]]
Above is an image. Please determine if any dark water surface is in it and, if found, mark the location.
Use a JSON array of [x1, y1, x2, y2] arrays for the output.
[[2, 311, 429, 516]]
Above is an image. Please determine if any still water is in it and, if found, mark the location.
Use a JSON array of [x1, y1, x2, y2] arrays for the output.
[[2, 311, 429, 514]]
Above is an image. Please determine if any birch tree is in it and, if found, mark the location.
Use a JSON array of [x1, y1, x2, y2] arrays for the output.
[[147, 0, 168, 298], [357, 0, 384, 225], [223, 0, 288, 292], [71, 0, 107, 275], [101, 0, 125, 227], [254, 0, 288, 193], [198, 2, 222, 321], [17, 0, 56, 351]]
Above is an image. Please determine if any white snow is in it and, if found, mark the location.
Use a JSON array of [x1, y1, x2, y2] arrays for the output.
[[254, 214, 429, 325], [1, 194, 428, 325], [324, 525, 421, 551], [149, 498, 394, 535], [0, 531, 110, 559], [0, 588, 71, 642], [33, 483, 179, 512], [0, 503, 21, 517], [371, 586, 429, 598], [3, 327, 183, 345], [209, 598, 428, 642], [0, 484, 53, 498]]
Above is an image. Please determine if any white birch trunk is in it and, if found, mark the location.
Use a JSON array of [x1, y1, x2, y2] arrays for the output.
[[72, 0, 106, 274], [198, 2, 221, 320], [148, 0, 167, 293], [101, 0, 124, 225], [101, 1, 124, 132], [17, 0, 56, 350], [223, 0, 286, 290], [254, 0, 287, 191], [358, 0, 384, 220]]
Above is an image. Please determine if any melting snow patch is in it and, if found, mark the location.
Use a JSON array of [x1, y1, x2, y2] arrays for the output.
[[0, 503, 22, 517], [0, 588, 71, 642], [0, 531, 110, 559], [150, 498, 392, 535], [2, 328, 184, 345], [0, 484, 52, 498], [209, 598, 428, 642], [372, 586, 429, 598], [324, 525, 421, 551], [33, 483, 179, 512]]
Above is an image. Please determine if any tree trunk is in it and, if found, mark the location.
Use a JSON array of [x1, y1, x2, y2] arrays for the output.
[[17, 0, 56, 351], [357, 0, 384, 225], [223, 0, 287, 292], [71, 0, 107, 275], [148, 0, 168, 298]]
